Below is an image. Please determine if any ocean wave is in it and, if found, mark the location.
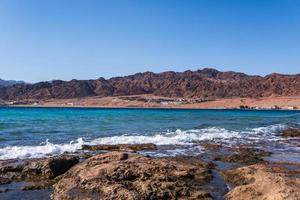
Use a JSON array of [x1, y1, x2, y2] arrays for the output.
[[249, 124, 286, 135], [0, 124, 288, 160], [89, 128, 241, 146], [0, 138, 84, 160]]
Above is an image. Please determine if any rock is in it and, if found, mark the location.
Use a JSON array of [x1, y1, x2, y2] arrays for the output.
[[221, 163, 300, 200], [0, 160, 24, 183], [167, 155, 216, 170], [22, 155, 79, 180], [0, 155, 79, 190], [282, 128, 300, 138], [0, 188, 11, 193], [82, 143, 157, 152], [0, 177, 12, 185], [52, 152, 213, 200], [214, 147, 270, 165], [202, 143, 222, 150], [22, 180, 55, 191], [0, 160, 24, 173]]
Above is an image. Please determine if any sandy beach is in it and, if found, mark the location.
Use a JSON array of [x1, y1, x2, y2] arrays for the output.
[[8, 95, 300, 110]]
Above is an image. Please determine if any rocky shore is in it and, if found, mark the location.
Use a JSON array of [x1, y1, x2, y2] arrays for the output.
[[1, 129, 300, 200]]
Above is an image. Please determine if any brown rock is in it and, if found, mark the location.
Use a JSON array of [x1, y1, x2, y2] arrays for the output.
[[82, 143, 157, 152], [22, 180, 55, 191], [167, 155, 216, 170], [22, 155, 79, 180], [282, 128, 300, 138], [52, 152, 213, 200], [0, 160, 24, 183], [0, 177, 12, 185], [221, 163, 300, 200], [0, 156, 79, 184], [0, 160, 24, 173], [202, 143, 222, 150], [214, 147, 270, 165]]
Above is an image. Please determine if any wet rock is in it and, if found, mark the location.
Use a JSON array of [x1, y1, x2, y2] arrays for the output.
[[52, 152, 213, 200], [0, 160, 24, 173], [221, 163, 300, 200], [167, 156, 216, 170], [214, 147, 270, 165], [202, 143, 222, 150], [21, 180, 55, 191], [0, 177, 12, 185], [220, 169, 253, 186], [0, 160, 24, 183], [82, 143, 157, 152], [0, 188, 11, 193], [0, 155, 79, 192], [282, 128, 300, 138], [22, 155, 79, 180]]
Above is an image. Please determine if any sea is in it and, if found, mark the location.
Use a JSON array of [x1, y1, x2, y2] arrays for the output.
[[0, 107, 300, 162]]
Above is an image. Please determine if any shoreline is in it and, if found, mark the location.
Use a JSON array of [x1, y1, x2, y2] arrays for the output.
[[4, 105, 300, 111], [1, 142, 300, 199], [0, 108, 300, 199], [2, 95, 300, 110]]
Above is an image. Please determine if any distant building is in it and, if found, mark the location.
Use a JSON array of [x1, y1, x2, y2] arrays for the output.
[[271, 105, 280, 110], [287, 106, 298, 110]]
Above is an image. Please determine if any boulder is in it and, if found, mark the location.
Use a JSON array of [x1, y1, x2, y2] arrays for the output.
[[0, 155, 79, 188], [52, 152, 213, 200], [22, 155, 79, 180], [221, 163, 300, 200]]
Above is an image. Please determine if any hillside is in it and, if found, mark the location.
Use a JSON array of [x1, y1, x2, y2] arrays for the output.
[[0, 68, 300, 100]]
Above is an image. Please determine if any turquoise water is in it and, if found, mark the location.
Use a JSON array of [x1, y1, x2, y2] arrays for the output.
[[0, 107, 300, 160]]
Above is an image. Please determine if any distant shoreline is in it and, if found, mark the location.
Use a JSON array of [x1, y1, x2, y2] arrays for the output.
[[2, 95, 300, 111], [5, 106, 300, 112]]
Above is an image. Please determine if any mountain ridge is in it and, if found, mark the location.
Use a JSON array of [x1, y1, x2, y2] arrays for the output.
[[0, 68, 300, 100]]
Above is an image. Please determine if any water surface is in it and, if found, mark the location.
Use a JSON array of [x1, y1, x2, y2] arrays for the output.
[[0, 107, 299, 162]]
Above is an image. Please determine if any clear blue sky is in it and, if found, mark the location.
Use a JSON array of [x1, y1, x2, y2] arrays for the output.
[[0, 0, 299, 82]]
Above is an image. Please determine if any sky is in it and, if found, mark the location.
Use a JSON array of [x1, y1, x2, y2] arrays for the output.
[[0, 0, 299, 83]]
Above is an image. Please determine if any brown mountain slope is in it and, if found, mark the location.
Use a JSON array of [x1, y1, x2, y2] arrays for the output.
[[0, 68, 300, 100]]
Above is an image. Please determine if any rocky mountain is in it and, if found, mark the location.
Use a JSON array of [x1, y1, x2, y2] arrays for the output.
[[0, 79, 24, 87], [0, 68, 300, 100]]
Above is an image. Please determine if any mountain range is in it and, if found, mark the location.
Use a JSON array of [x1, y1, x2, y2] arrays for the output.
[[0, 68, 300, 100]]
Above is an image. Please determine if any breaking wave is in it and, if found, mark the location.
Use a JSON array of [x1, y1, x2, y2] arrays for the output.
[[0, 138, 84, 160], [0, 124, 287, 160]]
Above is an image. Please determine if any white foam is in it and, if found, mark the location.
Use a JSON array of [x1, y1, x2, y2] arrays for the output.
[[89, 128, 241, 146], [0, 138, 84, 160], [0, 124, 289, 160], [250, 124, 287, 135]]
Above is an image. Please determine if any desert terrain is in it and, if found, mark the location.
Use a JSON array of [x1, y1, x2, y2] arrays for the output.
[[6, 95, 300, 110]]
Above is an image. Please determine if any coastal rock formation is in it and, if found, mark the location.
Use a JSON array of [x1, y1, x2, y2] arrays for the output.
[[0, 155, 79, 184], [52, 152, 213, 200], [221, 163, 300, 200], [214, 147, 271, 165], [0, 160, 24, 183], [22, 155, 79, 180], [1, 68, 300, 100], [282, 128, 300, 138], [81, 143, 157, 152]]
